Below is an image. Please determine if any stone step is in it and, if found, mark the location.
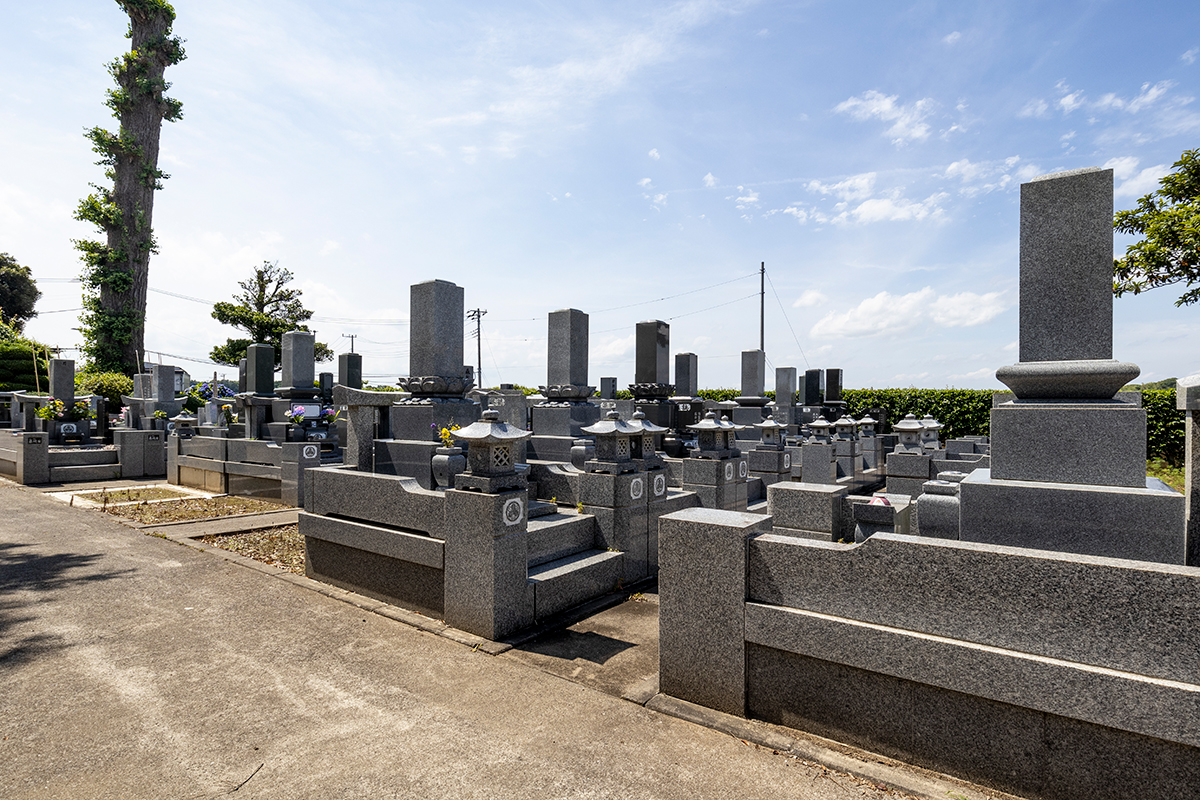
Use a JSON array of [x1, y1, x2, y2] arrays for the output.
[[527, 499, 557, 519], [526, 512, 596, 567], [49, 463, 123, 483], [49, 449, 119, 467], [528, 548, 623, 621]]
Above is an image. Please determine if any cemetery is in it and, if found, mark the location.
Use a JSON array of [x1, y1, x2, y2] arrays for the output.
[[2, 166, 1198, 799]]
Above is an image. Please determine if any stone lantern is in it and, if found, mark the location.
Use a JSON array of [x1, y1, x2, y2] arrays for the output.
[[627, 410, 668, 469], [832, 415, 858, 441], [581, 410, 640, 474], [920, 414, 944, 451], [452, 409, 533, 492], [753, 415, 787, 451], [170, 410, 198, 440], [893, 413, 924, 454], [856, 415, 877, 437], [807, 417, 833, 444], [687, 410, 742, 459]]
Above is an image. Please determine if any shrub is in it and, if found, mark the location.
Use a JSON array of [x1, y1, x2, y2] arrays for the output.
[[1144, 389, 1185, 465], [75, 371, 134, 408], [841, 388, 993, 440]]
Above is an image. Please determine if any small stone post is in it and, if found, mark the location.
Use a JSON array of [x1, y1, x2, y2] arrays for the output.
[[1179, 375, 1200, 566]]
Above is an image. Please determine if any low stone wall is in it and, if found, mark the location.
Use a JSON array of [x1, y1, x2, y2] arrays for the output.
[[658, 507, 1200, 800], [169, 435, 320, 506]]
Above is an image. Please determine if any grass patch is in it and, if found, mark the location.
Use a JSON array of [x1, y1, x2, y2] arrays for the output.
[[198, 525, 304, 575], [1148, 458, 1185, 493], [79, 486, 192, 503], [107, 496, 286, 524]]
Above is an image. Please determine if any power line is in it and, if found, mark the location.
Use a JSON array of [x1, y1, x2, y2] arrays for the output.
[[763, 267, 811, 369], [591, 271, 758, 314]]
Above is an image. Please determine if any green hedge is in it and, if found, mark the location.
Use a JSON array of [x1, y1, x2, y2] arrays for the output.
[[0, 341, 49, 392], [1144, 389, 1185, 465], [842, 388, 994, 440], [75, 371, 134, 408]]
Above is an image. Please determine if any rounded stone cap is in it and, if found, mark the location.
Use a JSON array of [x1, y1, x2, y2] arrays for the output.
[[893, 414, 924, 433], [995, 359, 1140, 400], [922, 480, 959, 496], [937, 470, 969, 483]]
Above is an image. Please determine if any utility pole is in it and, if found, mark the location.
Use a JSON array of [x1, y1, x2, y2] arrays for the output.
[[341, 333, 357, 353], [467, 308, 487, 388], [759, 261, 765, 352]]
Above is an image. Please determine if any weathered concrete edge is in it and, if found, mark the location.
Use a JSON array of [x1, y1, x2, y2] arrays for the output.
[[643, 694, 1019, 800]]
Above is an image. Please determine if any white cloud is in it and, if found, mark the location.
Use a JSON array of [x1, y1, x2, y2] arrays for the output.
[[648, 148, 660, 160], [1094, 81, 1174, 113], [1058, 91, 1085, 113], [782, 206, 807, 223], [319, 240, 340, 256], [834, 90, 934, 145], [1015, 163, 1042, 182], [1104, 156, 1169, 199], [1003, 340, 1018, 352], [852, 192, 948, 223], [1184, 48, 1199, 65], [637, 177, 652, 188], [653, 193, 668, 206], [811, 288, 1010, 339], [944, 158, 986, 182], [793, 289, 829, 308], [807, 172, 875, 202], [597, 334, 635, 359], [1019, 99, 1050, 118], [730, 186, 759, 209], [942, 31, 962, 44], [703, 172, 717, 188], [952, 367, 996, 381]]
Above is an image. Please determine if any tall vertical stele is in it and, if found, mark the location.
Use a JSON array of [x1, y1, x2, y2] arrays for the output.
[[75, 0, 185, 375]]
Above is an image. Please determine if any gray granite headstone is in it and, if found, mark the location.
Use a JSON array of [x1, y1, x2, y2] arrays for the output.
[[740, 350, 766, 398], [338, 353, 363, 389], [281, 330, 316, 390], [775, 367, 797, 406], [48, 359, 74, 405], [1019, 167, 1113, 363], [802, 369, 823, 406], [825, 368, 843, 403], [246, 344, 275, 395], [635, 320, 669, 385], [600, 377, 617, 400], [547, 308, 588, 387], [151, 364, 175, 402], [676, 353, 698, 397], [237, 359, 248, 394], [410, 279, 464, 379]]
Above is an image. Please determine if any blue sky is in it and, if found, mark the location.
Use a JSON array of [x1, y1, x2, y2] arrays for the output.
[[2, 0, 1198, 389]]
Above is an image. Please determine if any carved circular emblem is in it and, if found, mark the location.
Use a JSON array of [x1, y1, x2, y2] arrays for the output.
[[503, 497, 524, 526], [739, 460, 748, 478], [630, 477, 644, 500], [303, 444, 319, 459], [60, 423, 77, 434], [784, 453, 792, 468], [724, 462, 734, 481], [654, 474, 666, 497]]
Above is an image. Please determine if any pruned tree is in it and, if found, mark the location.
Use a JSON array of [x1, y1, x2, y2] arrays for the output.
[[75, 0, 185, 374], [1113, 148, 1200, 306], [0, 253, 41, 332], [210, 261, 334, 367]]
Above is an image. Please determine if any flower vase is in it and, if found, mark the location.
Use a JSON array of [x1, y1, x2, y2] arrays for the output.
[[431, 446, 466, 489], [288, 424, 307, 442]]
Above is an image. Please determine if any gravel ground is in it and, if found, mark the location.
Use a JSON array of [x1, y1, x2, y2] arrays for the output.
[[105, 495, 286, 524], [78, 486, 193, 503], [198, 525, 305, 574]]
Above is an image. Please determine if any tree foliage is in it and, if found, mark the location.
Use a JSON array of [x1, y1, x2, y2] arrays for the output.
[[1113, 148, 1200, 306], [75, 0, 185, 374], [210, 261, 334, 367], [0, 253, 41, 332]]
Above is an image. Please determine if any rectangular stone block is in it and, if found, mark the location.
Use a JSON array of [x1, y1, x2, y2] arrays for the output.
[[48, 359, 74, 405], [774, 367, 797, 408], [14, 432, 49, 484], [151, 363, 175, 402], [659, 507, 772, 716], [824, 369, 843, 403], [374, 439, 438, 488], [547, 308, 589, 387], [281, 330, 315, 390], [389, 398, 480, 442], [675, 353, 698, 397], [886, 451, 934, 479], [767, 482, 848, 533], [1020, 168, 1114, 362], [990, 401, 1145, 487], [337, 352, 363, 389], [960, 469, 1185, 564], [635, 320, 669, 385], [410, 279, 464, 379], [801, 369, 823, 406], [143, 431, 165, 476], [748, 449, 788, 474], [799, 443, 836, 484], [246, 344, 275, 394], [599, 377, 617, 399], [740, 350, 766, 398], [586, 504, 649, 581], [303, 528, 444, 619], [682, 457, 740, 486]]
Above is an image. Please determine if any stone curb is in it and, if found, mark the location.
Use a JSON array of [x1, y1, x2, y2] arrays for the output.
[[643, 694, 1019, 800]]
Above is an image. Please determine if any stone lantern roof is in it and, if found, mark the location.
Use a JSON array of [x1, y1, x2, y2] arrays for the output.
[[170, 410, 198, 438], [627, 409, 669, 435], [687, 410, 743, 459], [893, 413, 924, 453], [832, 415, 858, 440], [628, 410, 667, 467], [453, 409, 532, 493], [856, 415, 878, 434], [582, 410, 640, 474], [753, 414, 787, 451], [807, 417, 832, 442]]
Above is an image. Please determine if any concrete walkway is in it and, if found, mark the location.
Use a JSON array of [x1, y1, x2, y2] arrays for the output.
[[1, 479, 1012, 800]]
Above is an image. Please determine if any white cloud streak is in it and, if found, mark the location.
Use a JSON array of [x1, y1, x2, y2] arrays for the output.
[[835, 90, 935, 146]]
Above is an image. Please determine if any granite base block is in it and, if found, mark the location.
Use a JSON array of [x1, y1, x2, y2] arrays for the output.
[[305, 535, 444, 619], [884, 476, 927, 499], [307, 466, 446, 538], [579, 470, 650, 509], [374, 439, 438, 488], [659, 508, 773, 716], [766, 482, 847, 533], [990, 401, 1146, 487], [529, 549, 624, 620], [959, 469, 1185, 564], [586, 504, 649, 581]]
